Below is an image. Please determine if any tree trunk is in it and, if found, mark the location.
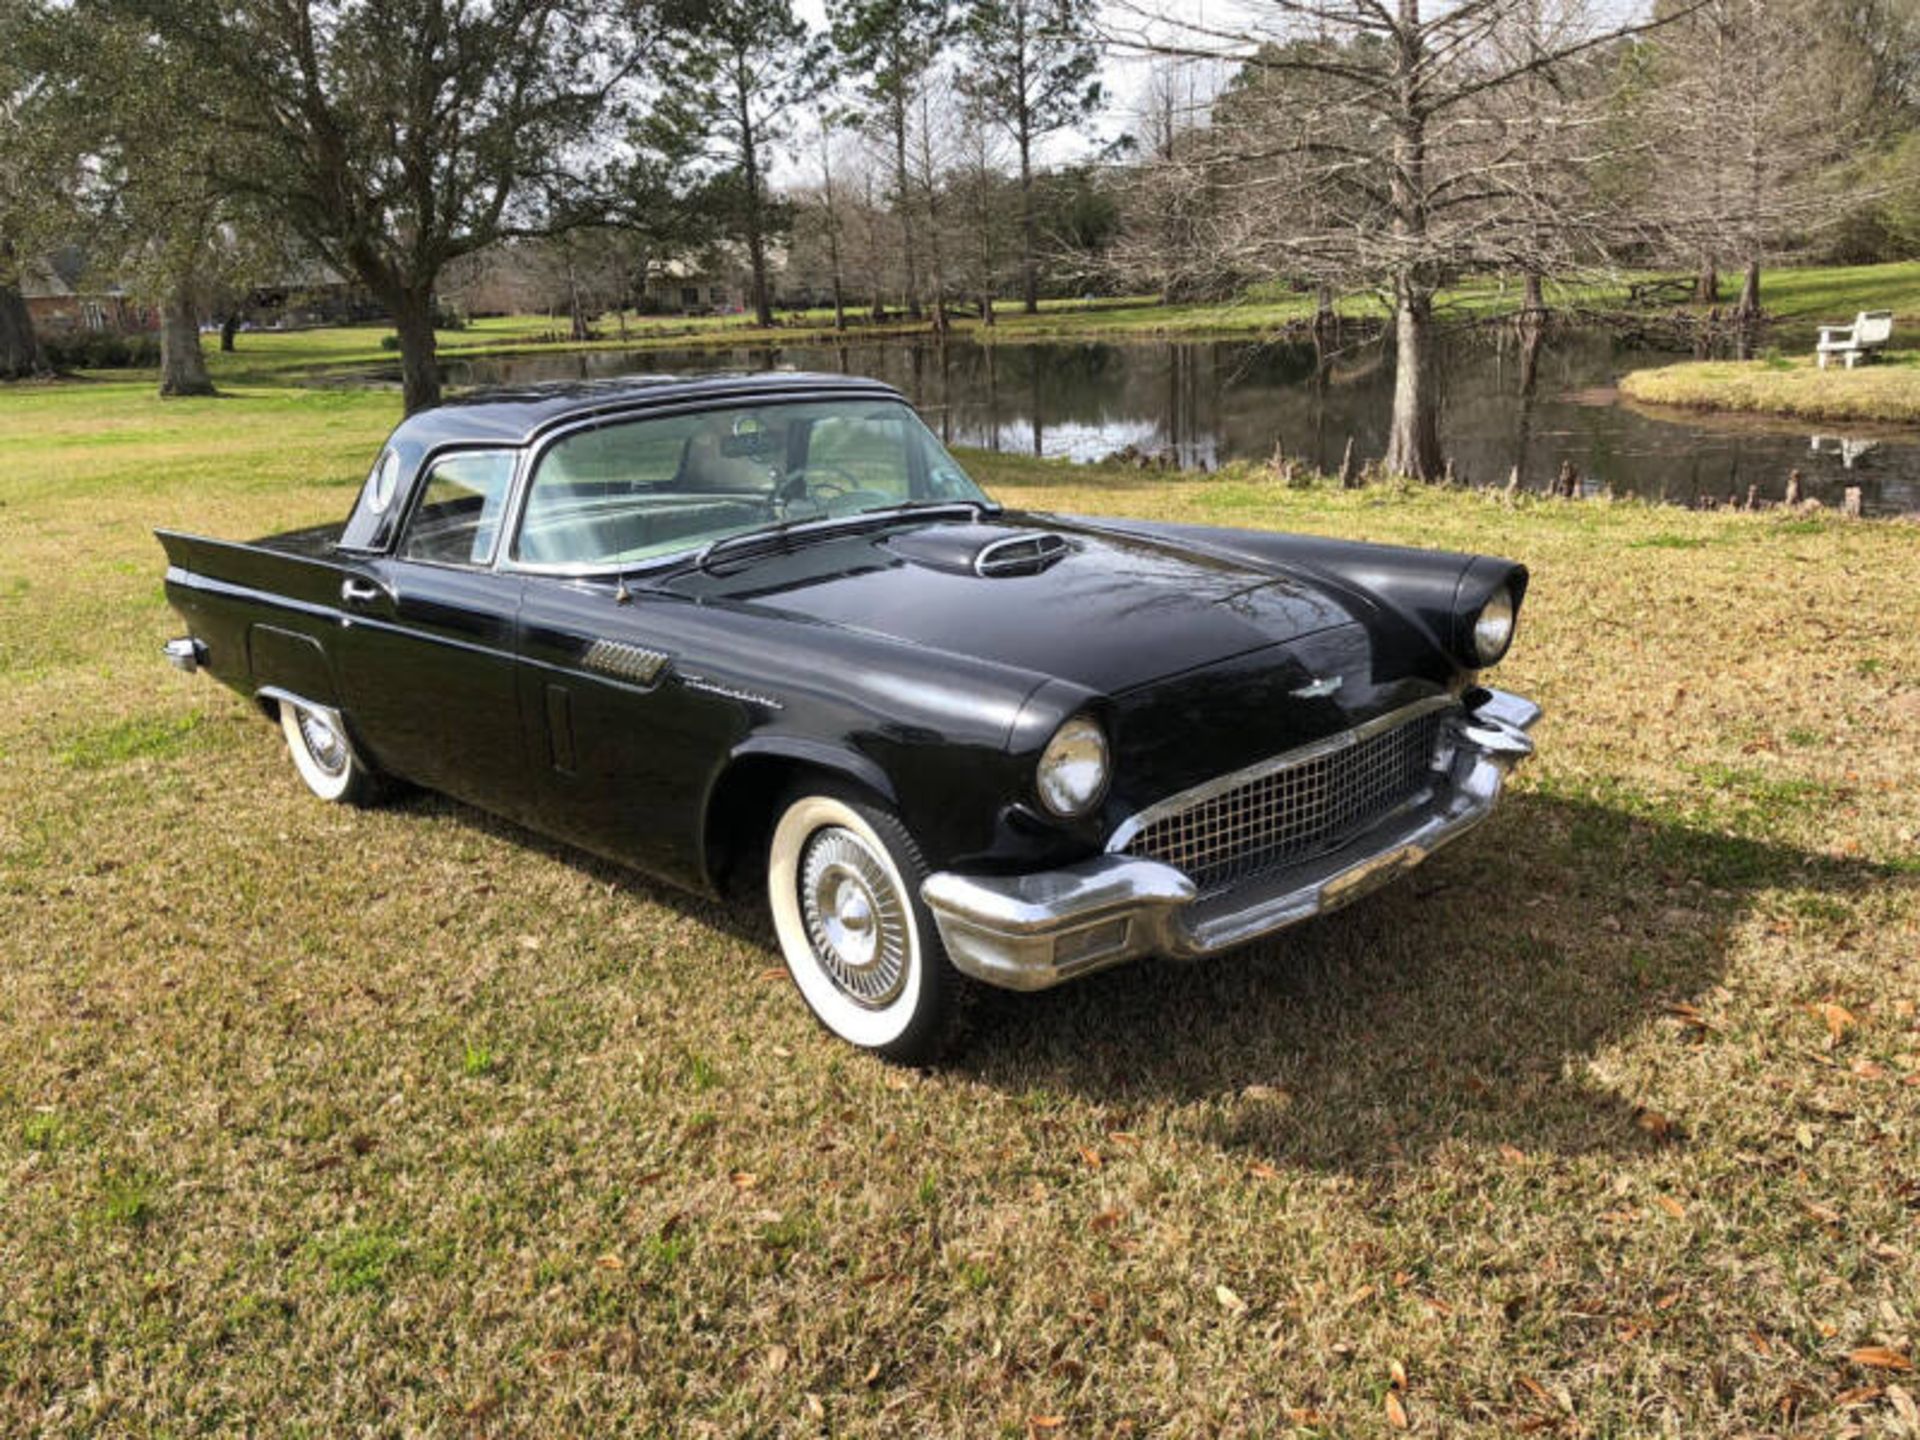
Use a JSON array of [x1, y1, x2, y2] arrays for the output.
[[391, 286, 442, 415], [1384, 285, 1442, 481], [0, 280, 47, 380], [159, 278, 216, 397], [220, 311, 241, 352], [892, 96, 922, 322], [739, 65, 774, 330], [1018, 128, 1038, 315], [1694, 260, 1720, 305], [1733, 258, 1760, 318], [1522, 269, 1546, 317]]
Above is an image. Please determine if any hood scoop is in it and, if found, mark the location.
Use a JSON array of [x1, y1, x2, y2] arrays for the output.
[[884, 523, 1072, 578]]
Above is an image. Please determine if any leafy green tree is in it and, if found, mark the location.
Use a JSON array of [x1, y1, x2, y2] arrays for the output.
[[959, 0, 1100, 312], [829, 0, 949, 319], [99, 0, 657, 414], [0, 0, 54, 379], [645, 0, 828, 327]]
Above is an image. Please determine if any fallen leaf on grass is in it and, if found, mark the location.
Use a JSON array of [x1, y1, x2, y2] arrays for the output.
[[756, 966, 786, 983], [1090, 1209, 1123, 1232], [1833, 1385, 1884, 1407], [1028, 1417, 1064, 1432], [1802, 1201, 1842, 1225], [1498, 1144, 1527, 1165], [1386, 1391, 1410, 1429], [765, 1344, 789, 1374], [1850, 1346, 1914, 1372], [1635, 1110, 1673, 1140], [1215, 1284, 1247, 1314], [1248, 1161, 1279, 1181], [1105, 1130, 1140, 1147], [729, 1171, 759, 1191], [1654, 1195, 1687, 1219], [1813, 1002, 1858, 1043], [594, 1253, 625, 1271], [1389, 1358, 1409, 1389], [1077, 1146, 1103, 1170]]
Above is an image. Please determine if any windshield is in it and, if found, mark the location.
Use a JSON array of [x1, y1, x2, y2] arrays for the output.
[[512, 398, 990, 570]]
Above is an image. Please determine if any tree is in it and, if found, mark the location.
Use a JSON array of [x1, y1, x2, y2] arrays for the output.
[[0, 0, 54, 380], [1632, 0, 1872, 323], [959, 0, 1101, 312], [830, 0, 949, 320], [1109, 0, 1690, 480], [102, 0, 656, 414], [645, 0, 828, 328]]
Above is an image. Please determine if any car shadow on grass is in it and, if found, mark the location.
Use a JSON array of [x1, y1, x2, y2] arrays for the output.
[[952, 791, 1900, 1173]]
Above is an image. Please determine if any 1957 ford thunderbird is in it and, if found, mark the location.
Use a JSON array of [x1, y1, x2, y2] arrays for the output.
[[159, 374, 1538, 1060]]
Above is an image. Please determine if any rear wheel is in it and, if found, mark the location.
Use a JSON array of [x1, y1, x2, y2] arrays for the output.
[[277, 697, 386, 805], [767, 788, 972, 1062]]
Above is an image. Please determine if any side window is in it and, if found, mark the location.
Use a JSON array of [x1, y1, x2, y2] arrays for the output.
[[400, 453, 517, 567]]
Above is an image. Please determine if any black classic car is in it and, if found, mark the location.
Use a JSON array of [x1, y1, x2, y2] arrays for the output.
[[159, 374, 1538, 1060]]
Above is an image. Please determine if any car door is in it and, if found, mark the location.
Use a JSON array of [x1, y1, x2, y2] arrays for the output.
[[333, 449, 530, 814], [513, 583, 741, 887]]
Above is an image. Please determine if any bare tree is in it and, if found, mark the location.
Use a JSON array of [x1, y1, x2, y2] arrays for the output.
[[1632, 0, 1872, 321], [1107, 0, 1691, 479]]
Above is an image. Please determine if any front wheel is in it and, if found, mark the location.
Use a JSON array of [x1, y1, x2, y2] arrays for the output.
[[277, 697, 386, 805], [766, 789, 973, 1062]]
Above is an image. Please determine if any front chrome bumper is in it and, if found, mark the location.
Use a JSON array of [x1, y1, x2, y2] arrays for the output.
[[921, 689, 1540, 992]]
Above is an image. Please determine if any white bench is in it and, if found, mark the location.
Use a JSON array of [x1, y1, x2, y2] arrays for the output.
[[1816, 310, 1893, 369]]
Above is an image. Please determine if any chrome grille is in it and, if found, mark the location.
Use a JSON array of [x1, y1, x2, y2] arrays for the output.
[[1116, 706, 1450, 895]]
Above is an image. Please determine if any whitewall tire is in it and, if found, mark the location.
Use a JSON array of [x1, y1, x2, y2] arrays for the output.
[[277, 697, 383, 806], [767, 789, 971, 1061]]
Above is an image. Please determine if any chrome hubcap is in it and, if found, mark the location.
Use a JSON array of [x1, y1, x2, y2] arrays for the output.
[[296, 707, 349, 777], [799, 826, 908, 1008]]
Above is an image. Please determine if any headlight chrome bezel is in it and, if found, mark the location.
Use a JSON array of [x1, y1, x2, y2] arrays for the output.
[[1036, 713, 1110, 818]]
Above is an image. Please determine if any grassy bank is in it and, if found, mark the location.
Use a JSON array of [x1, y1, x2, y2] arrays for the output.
[[120, 259, 1920, 384], [1620, 350, 1920, 425], [2, 376, 1918, 1436]]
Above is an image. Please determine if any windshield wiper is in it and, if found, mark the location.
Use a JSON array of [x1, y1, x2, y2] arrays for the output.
[[690, 500, 997, 572]]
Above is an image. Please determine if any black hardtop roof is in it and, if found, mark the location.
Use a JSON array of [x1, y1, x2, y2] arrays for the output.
[[387, 372, 905, 449]]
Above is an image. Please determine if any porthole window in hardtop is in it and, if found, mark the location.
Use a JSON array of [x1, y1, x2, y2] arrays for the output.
[[513, 398, 989, 570], [400, 452, 518, 567]]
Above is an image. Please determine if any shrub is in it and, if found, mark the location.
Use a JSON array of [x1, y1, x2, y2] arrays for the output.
[[42, 331, 162, 370]]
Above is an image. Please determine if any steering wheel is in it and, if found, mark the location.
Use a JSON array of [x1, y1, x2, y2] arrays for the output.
[[775, 462, 868, 506]]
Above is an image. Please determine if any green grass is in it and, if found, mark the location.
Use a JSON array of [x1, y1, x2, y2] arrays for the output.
[[1620, 349, 1920, 424], [2, 363, 1918, 1435]]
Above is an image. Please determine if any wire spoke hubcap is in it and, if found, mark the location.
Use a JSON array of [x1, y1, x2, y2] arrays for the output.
[[799, 826, 909, 1009], [296, 708, 349, 777]]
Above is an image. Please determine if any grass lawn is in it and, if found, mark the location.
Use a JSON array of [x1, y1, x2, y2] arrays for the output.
[[1621, 350, 1920, 426], [2, 373, 1918, 1436]]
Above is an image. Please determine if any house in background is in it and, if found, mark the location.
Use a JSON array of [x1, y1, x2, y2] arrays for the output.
[[642, 256, 742, 315], [21, 251, 153, 336]]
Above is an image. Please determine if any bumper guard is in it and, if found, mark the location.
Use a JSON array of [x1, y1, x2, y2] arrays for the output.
[[921, 688, 1540, 992]]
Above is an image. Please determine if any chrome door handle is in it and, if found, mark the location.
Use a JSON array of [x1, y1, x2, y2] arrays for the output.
[[341, 579, 383, 605]]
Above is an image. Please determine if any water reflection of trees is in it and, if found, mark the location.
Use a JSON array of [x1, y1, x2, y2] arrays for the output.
[[452, 334, 1917, 512]]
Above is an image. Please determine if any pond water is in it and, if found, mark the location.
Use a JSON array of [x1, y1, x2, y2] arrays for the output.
[[378, 329, 1920, 514]]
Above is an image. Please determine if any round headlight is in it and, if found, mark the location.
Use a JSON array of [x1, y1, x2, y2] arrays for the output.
[[1036, 714, 1109, 818], [1472, 586, 1516, 666]]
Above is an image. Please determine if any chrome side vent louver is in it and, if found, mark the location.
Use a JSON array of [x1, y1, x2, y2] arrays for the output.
[[973, 531, 1071, 577], [581, 639, 670, 685]]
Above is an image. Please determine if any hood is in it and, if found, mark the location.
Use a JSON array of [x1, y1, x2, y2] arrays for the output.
[[662, 514, 1361, 694]]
